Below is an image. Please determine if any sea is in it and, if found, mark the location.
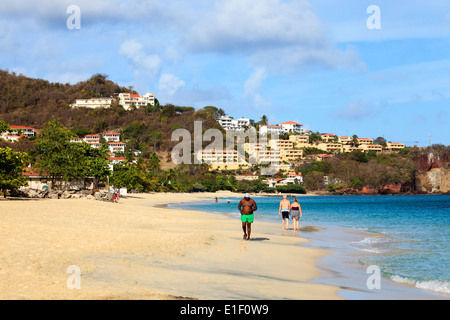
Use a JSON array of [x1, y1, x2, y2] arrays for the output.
[[168, 194, 450, 299]]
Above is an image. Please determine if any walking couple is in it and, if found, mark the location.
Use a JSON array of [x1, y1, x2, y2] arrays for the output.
[[279, 195, 302, 231]]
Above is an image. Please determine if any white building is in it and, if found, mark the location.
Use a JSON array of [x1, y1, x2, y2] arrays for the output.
[[287, 173, 304, 184], [259, 125, 284, 136], [217, 116, 254, 131], [260, 121, 303, 136], [118, 93, 155, 110], [83, 134, 101, 144], [279, 121, 303, 134], [103, 132, 121, 142], [71, 98, 113, 109], [1, 126, 36, 142], [70, 137, 83, 143], [108, 142, 127, 153], [260, 122, 303, 136]]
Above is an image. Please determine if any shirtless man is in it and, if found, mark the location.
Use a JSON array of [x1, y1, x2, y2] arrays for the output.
[[238, 193, 257, 240], [278, 195, 291, 230]]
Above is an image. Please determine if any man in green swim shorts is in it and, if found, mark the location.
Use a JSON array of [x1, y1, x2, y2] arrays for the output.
[[238, 193, 257, 241]]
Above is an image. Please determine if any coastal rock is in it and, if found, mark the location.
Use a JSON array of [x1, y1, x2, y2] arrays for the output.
[[379, 183, 402, 195], [94, 191, 103, 201], [103, 193, 113, 202], [360, 187, 377, 195], [379, 183, 402, 194], [93, 190, 113, 202], [416, 167, 450, 193], [61, 191, 72, 199]]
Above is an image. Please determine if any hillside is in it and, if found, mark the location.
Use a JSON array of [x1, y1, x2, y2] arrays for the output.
[[0, 70, 223, 160]]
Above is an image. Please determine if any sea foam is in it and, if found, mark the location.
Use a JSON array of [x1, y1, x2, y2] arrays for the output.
[[391, 275, 450, 294]]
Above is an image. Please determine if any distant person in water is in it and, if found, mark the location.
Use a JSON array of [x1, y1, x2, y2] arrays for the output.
[[279, 195, 290, 230], [238, 193, 257, 240], [290, 197, 302, 231]]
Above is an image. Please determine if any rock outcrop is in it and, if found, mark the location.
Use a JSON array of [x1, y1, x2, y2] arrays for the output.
[[416, 167, 450, 194], [14, 187, 116, 201]]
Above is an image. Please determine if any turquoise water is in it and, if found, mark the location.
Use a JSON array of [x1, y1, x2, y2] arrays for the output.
[[172, 195, 450, 296]]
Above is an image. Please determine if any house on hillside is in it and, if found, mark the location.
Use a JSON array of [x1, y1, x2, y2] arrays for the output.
[[103, 132, 121, 142], [118, 92, 155, 109], [217, 116, 254, 131], [279, 121, 303, 134], [70, 98, 113, 109], [108, 142, 127, 153], [1, 125, 35, 142]]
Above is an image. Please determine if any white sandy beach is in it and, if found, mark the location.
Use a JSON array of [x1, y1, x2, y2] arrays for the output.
[[0, 192, 341, 300]]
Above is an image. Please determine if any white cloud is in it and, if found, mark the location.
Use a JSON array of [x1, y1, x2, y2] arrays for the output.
[[244, 67, 267, 96], [158, 73, 186, 96], [243, 66, 272, 109], [185, 0, 325, 52], [183, 0, 363, 73], [119, 39, 162, 80]]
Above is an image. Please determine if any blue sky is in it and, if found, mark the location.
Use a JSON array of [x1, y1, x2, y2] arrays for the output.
[[1, 0, 449, 146]]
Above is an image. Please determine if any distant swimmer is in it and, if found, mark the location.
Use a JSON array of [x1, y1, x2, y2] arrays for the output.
[[278, 195, 290, 230], [290, 197, 302, 231], [238, 193, 257, 241]]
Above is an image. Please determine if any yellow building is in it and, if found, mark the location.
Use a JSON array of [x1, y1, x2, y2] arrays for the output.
[[196, 149, 247, 165], [258, 149, 281, 164], [289, 135, 309, 144], [360, 144, 383, 152], [358, 138, 374, 145], [321, 133, 336, 142], [317, 143, 343, 153], [343, 145, 363, 152], [386, 142, 406, 150], [270, 139, 294, 150], [338, 136, 352, 144], [280, 149, 303, 161]]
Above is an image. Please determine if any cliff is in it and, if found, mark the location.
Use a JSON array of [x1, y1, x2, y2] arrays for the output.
[[416, 167, 450, 194]]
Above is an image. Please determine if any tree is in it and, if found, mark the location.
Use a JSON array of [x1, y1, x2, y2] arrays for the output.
[[351, 134, 360, 147], [0, 120, 10, 133], [71, 125, 91, 138], [374, 136, 387, 147], [147, 152, 160, 174], [259, 115, 268, 126], [83, 144, 110, 189], [217, 108, 226, 117], [0, 147, 27, 197], [147, 131, 163, 150], [308, 132, 322, 145], [34, 120, 87, 189]]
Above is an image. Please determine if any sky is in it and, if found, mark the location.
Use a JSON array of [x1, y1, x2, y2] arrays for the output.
[[1, 0, 449, 146]]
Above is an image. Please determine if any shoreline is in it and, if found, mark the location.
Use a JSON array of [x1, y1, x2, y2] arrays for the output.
[[170, 193, 449, 300], [0, 191, 341, 300]]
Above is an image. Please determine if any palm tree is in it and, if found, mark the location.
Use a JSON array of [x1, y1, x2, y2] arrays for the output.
[[217, 108, 226, 117], [259, 115, 268, 126], [351, 134, 359, 147], [147, 152, 160, 174], [308, 132, 321, 145]]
